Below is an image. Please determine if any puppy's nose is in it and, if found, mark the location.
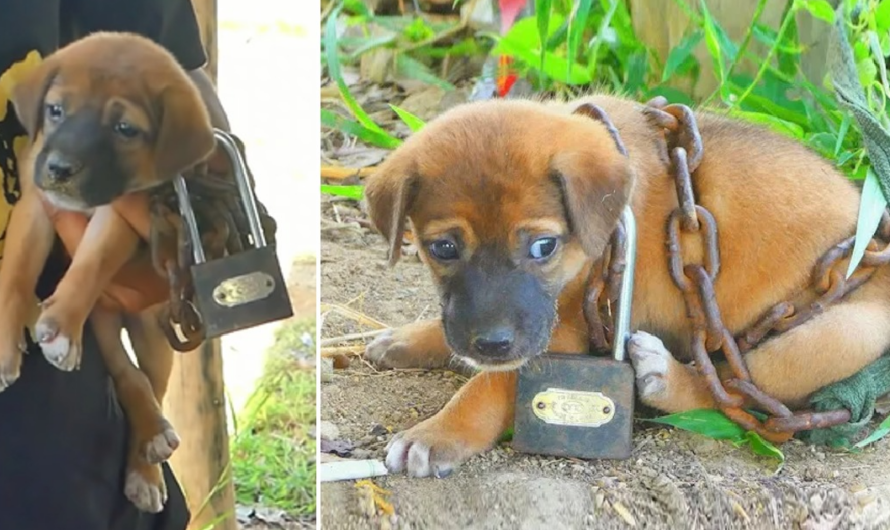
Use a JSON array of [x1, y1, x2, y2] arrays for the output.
[[472, 328, 514, 356], [46, 153, 81, 181]]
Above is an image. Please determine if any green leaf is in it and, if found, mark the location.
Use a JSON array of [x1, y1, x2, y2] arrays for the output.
[[663, 30, 704, 82], [877, 0, 890, 31], [324, 1, 396, 140], [493, 17, 591, 85], [847, 168, 888, 278], [566, 0, 593, 80], [868, 31, 889, 95], [728, 109, 805, 138], [389, 105, 427, 132], [854, 414, 890, 448], [647, 409, 746, 441], [321, 109, 402, 149], [320, 184, 364, 200], [394, 55, 456, 91], [699, 0, 726, 85], [535, 0, 553, 69], [624, 49, 649, 94], [345, 33, 398, 61], [799, 0, 836, 23], [745, 431, 785, 462], [499, 426, 515, 443]]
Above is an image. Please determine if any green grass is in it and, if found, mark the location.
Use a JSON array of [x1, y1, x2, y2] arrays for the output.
[[230, 318, 317, 516]]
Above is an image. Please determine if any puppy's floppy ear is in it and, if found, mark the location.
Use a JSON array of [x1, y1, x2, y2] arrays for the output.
[[10, 59, 59, 140], [363, 164, 418, 266], [154, 82, 216, 180], [551, 150, 633, 257]]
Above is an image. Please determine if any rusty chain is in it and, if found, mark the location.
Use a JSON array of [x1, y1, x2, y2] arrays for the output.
[[146, 133, 278, 352], [577, 97, 890, 442]]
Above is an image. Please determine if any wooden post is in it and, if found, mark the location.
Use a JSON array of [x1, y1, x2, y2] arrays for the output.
[[163, 1, 237, 529]]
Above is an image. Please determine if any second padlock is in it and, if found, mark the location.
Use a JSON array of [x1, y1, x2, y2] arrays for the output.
[[173, 130, 294, 338]]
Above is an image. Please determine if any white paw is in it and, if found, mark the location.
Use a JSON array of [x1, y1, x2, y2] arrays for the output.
[[384, 424, 469, 479], [628, 331, 672, 401], [145, 425, 181, 464], [124, 470, 167, 513], [36, 320, 80, 372]]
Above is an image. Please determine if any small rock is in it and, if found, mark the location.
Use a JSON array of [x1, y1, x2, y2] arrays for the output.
[[370, 424, 388, 436], [320, 420, 340, 440], [594, 492, 606, 511]]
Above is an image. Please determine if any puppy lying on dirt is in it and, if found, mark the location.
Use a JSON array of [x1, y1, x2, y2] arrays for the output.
[[5, 32, 215, 511], [362, 93, 890, 478]]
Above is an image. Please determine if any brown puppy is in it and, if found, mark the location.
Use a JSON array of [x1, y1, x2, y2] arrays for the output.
[[362, 94, 890, 478], [4, 32, 215, 511]]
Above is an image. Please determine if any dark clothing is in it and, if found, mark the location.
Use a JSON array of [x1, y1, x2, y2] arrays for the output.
[[0, 1, 206, 528]]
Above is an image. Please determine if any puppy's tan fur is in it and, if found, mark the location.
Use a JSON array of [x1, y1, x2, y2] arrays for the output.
[[364, 94, 890, 477], [3, 33, 214, 511]]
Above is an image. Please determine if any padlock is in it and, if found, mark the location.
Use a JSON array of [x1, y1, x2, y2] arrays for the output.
[[512, 206, 637, 460], [172, 130, 294, 338]]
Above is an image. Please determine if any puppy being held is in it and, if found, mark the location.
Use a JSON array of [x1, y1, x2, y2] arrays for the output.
[[5, 32, 215, 511], [362, 94, 890, 478]]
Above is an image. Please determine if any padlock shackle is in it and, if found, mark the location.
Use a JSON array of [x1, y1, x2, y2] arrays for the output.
[[173, 176, 206, 264], [612, 206, 636, 362], [172, 130, 269, 265], [213, 130, 267, 248]]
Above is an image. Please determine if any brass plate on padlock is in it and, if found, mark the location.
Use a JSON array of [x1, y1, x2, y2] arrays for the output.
[[532, 388, 615, 427], [212, 271, 276, 307]]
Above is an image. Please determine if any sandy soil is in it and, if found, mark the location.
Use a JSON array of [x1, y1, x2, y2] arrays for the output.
[[318, 197, 890, 530]]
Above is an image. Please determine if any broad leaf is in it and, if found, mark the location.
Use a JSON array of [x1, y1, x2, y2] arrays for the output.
[[663, 30, 704, 82], [854, 414, 890, 448], [847, 168, 888, 278], [389, 105, 427, 132], [647, 409, 746, 441], [745, 431, 785, 462], [321, 109, 402, 149], [799, 0, 836, 24]]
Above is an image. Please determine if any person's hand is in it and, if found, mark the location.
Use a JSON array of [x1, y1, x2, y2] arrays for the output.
[[45, 196, 168, 314]]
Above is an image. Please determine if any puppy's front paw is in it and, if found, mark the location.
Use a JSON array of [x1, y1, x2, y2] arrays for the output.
[[366, 322, 450, 369], [628, 331, 674, 405], [384, 419, 478, 478], [144, 421, 180, 464], [35, 317, 82, 372], [125, 465, 167, 513]]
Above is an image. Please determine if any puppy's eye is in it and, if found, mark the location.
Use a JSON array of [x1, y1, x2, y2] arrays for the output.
[[45, 104, 64, 122], [114, 121, 140, 139], [529, 237, 558, 260], [428, 240, 459, 261]]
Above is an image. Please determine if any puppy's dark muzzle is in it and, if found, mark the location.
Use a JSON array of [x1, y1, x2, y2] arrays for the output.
[[36, 109, 125, 205], [441, 257, 555, 367]]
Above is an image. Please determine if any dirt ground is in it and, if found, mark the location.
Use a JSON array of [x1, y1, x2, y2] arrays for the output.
[[318, 196, 890, 530]]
